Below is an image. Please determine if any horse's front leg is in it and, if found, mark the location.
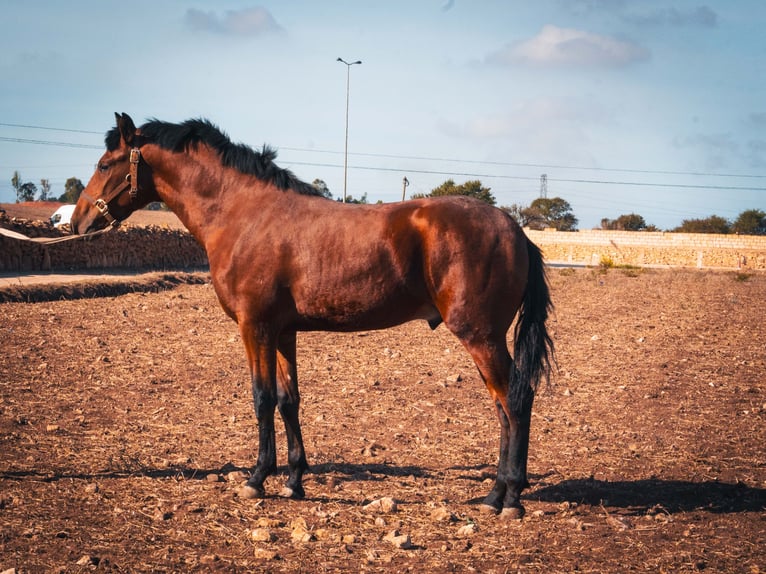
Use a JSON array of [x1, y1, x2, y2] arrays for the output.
[[276, 331, 308, 499], [240, 323, 278, 497]]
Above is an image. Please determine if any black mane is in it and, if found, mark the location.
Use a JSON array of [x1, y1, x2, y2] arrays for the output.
[[105, 118, 323, 197]]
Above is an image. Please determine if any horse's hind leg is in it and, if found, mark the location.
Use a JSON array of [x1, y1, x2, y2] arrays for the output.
[[276, 331, 309, 499], [463, 337, 532, 519]]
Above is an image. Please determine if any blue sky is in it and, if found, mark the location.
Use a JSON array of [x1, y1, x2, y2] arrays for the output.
[[1, 0, 764, 230]]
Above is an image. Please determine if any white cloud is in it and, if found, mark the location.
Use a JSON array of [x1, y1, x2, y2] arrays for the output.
[[488, 25, 649, 68], [185, 7, 284, 36]]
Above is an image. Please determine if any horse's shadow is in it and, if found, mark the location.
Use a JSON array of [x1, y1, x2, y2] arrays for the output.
[[528, 475, 766, 515], [4, 464, 764, 515]]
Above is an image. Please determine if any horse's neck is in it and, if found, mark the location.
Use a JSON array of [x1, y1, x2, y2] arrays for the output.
[[149, 148, 249, 248]]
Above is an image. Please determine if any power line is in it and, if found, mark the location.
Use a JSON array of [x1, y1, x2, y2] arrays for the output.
[[3, 120, 765, 180], [287, 160, 766, 192], [0, 136, 101, 149], [0, 122, 102, 135], [2, 122, 765, 192]]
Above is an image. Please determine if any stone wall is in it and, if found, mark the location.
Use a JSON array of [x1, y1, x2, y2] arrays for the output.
[[0, 218, 207, 273], [525, 228, 766, 270], [3, 217, 765, 273]]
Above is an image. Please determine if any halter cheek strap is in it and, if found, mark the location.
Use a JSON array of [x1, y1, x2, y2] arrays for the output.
[[81, 147, 141, 228]]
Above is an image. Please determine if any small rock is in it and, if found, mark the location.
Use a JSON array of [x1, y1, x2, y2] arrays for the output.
[[46, 424, 60, 432], [76, 555, 99, 566], [342, 534, 357, 544], [250, 528, 275, 542], [1, 568, 17, 574], [253, 549, 279, 560], [255, 518, 283, 528], [430, 507, 456, 523], [364, 497, 397, 514], [383, 530, 413, 549], [291, 518, 314, 543], [206, 473, 221, 482], [226, 470, 247, 483], [456, 523, 478, 538], [563, 388, 572, 396], [235, 483, 260, 500], [590, 334, 600, 341], [291, 526, 314, 543]]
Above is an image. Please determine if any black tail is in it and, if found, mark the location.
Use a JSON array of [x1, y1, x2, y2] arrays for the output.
[[510, 238, 555, 412]]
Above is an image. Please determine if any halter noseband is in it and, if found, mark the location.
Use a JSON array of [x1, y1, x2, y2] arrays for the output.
[[80, 147, 141, 228]]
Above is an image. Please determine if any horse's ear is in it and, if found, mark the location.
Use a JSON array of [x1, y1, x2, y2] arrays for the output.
[[115, 112, 137, 146]]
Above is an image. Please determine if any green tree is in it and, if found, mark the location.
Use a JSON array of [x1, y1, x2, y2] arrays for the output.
[[11, 171, 21, 199], [58, 177, 85, 203], [337, 192, 368, 204], [520, 197, 578, 231], [673, 215, 730, 234], [312, 179, 333, 199], [732, 209, 766, 235], [601, 213, 649, 231], [18, 181, 37, 202], [412, 179, 496, 206]]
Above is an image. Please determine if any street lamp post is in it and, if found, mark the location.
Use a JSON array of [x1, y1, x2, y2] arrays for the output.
[[337, 57, 361, 203]]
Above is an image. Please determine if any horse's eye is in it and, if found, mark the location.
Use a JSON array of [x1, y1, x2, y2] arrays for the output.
[[97, 163, 109, 173]]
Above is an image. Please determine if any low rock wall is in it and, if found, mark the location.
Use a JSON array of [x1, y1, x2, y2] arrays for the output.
[[0, 218, 207, 272], [3, 218, 765, 273], [525, 228, 766, 270]]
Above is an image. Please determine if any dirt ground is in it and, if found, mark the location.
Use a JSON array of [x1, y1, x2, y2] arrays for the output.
[[1, 267, 765, 573]]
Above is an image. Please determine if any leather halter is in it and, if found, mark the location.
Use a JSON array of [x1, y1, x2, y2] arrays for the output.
[[80, 147, 141, 228]]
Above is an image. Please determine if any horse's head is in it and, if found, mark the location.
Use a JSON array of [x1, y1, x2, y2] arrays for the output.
[[72, 113, 159, 234]]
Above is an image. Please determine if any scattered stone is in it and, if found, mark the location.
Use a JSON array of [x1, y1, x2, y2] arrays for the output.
[[290, 518, 314, 543], [226, 470, 248, 483], [84, 483, 99, 494], [364, 497, 397, 514], [456, 523, 478, 537], [430, 507, 456, 523], [76, 555, 99, 566], [255, 517, 284, 529], [45, 424, 59, 432], [205, 473, 221, 482], [253, 549, 279, 560], [250, 528, 275, 543], [235, 483, 260, 500], [1, 568, 17, 574], [383, 530, 413, 549], [342, 534, 357, 544]]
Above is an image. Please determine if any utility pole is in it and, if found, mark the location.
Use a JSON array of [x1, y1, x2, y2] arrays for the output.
[[337, 57, 362, 203], [539, 173, 548, 198], [401, 177, 409, 201]]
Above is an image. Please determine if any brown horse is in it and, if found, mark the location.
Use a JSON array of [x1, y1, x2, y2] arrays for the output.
[[73, 113, 554, 519]]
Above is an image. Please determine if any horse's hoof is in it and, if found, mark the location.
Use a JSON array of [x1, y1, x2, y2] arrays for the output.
[[236, 483, 263, 500], [479, 503, 500, 515], [499, 506, 525, 521]]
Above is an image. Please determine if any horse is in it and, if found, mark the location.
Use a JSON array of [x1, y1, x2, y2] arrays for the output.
[[72, 113, 554, 519]]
